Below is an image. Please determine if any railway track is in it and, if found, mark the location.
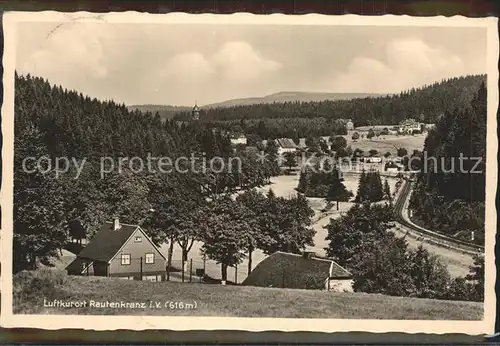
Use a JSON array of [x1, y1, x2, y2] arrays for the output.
[[392, 177, 484, 255]]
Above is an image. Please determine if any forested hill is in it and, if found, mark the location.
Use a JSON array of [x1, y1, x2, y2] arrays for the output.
[[14, 73, 281, 271], [127, 104, 191, 121], [15, 74, 202, 159], [409, 81, 487, 245], [174, 75, 486, 126], [203, 91, 382, 108]]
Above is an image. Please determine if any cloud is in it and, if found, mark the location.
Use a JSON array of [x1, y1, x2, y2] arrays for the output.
[[148, 40, 282, 104], [159, 41, 281, 85], [212, 41, 282, 82], [328, 38, 466, 93], [161, 52, 214, 81], [16, 23, 484, 106], [19, 24, 108, 83]]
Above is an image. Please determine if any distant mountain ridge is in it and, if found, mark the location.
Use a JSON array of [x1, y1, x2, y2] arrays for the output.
[[130, 92, 384, 110], [204, 91, 383, 108], [128, 92, 383, 119]]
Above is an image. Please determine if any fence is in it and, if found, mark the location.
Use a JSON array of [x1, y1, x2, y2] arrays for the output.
[[79, 255, 251, 284], [168, 258, 248, 284]]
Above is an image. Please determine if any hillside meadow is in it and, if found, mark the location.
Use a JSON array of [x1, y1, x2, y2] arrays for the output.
[[13, 270, 483, 320]]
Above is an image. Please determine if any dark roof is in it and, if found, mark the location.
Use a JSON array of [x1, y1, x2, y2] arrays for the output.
[[276, 138, 297, 149], [231, 133, 246, 139], [245, 146, 259, 154], [74, 222, 138, 262], [243, 251, 351, 289]]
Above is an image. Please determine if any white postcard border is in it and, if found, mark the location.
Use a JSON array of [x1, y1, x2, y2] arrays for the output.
[[1, 12, 498, 334]]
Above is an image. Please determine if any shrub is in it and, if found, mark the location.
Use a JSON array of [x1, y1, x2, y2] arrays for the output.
[[13, 269, 67, 312]]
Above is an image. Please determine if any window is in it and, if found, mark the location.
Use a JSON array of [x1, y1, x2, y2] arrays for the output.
[[145, 253, 154, 264], [134, 236, 142, 242], [121, 254, 131, 265]]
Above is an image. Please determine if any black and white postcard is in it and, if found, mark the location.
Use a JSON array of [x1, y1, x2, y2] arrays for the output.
[[0, 12, 498, 334]]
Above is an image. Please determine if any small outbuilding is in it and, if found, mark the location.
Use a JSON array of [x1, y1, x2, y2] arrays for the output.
[[243, 251, 353, 292]]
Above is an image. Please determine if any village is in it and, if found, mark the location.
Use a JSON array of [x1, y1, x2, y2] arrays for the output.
[[10, 19, 487, 321], [60, 110, 453, 289]]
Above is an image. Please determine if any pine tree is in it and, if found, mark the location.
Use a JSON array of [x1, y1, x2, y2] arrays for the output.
[[326, 168, 353, 210], [383, 179, 392, 201], [367, 171, 384, 202], [297, 169, 309, 193], [355, 170, 368, 202], [13, 124, 67, 272]]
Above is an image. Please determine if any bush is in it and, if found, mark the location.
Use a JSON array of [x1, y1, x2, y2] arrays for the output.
[[13, 269, 67, 312], [443, 277, 474, 301]]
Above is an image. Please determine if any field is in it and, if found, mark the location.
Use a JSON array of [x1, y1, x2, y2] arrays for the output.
[[343, 131, 426, 156], [14, 271, 483, 320]]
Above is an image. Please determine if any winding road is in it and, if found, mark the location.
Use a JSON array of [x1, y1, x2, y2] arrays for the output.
[[391, 177, 482, 277], [306, 175, 480, 278]]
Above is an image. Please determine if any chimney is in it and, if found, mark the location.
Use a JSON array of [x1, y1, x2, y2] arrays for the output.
[[302, 251, 315, 259], [113, 218, 120, 231]]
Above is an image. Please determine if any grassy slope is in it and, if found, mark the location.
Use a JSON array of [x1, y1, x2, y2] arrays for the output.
[[15, 274, 482, 320]]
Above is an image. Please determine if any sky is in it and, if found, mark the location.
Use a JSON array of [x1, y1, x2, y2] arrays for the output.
[[16, 22, 487, 106]]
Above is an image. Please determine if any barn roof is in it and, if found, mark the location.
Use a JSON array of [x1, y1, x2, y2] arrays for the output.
[[73, 222, 139, 262], [276, 138, 297, 149], [243, 251, 351, 289]]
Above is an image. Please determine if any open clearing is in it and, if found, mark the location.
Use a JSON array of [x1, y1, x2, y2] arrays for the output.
[[15, 274, 483, 320], [344, 131, 426, 156]]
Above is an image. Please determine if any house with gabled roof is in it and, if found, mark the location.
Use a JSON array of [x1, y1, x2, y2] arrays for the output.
[[66, 218, 167, 281], [243, 251, 353, 292], [275, 138, 298, 155]]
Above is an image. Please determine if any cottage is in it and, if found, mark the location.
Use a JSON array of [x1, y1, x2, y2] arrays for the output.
[[365, 156, 382, 163], [275, 138, 298, 155], [398, 118, 422, 135], [243, 251, 353, 292], [230, 134, 247, 146], [66, 218, 167, 281]]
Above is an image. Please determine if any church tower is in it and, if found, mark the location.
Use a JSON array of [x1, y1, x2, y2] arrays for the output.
[[192, 102, 200, 121]]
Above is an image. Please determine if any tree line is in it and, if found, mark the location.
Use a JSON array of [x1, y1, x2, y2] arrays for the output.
[[217, 117, 348, 144], [174, 75, 485, 128], [146, 188, 315, 281], [409, 82, 486, 245], [325, 203, 484, 301], [13, 74, 285, 272], [355, 170, 391, 203]]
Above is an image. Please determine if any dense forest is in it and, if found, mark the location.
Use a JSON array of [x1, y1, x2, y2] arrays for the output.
[[174, 75, 485, 135], [217, 117, 348, 145], [409, 81, 486, 245], [13, 74, 283, 272]]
